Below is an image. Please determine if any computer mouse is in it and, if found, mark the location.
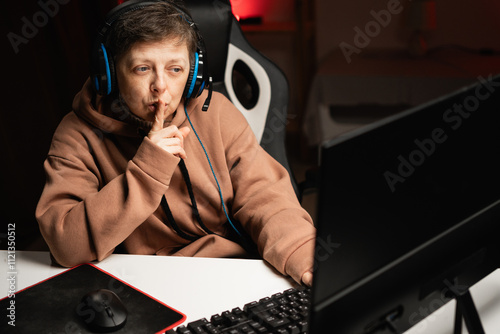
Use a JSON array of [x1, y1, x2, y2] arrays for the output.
[[77, 289, 128, 332]]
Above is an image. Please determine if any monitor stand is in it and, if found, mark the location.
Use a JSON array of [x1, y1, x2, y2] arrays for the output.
[[382, 282, 485, 334], [452, 289, 485, 334]]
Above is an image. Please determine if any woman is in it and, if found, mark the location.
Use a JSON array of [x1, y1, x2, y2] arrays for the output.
[[36, 0, 315, 286]]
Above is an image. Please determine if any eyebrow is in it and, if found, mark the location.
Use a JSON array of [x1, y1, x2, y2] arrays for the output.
[[127, 57, 188, 66]]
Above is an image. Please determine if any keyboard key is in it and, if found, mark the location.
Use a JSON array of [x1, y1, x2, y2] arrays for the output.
[[298, 305, 309, 314], [232, 307, 244, 317], [259, 297, 271, 303], [275, 330, 288, 334], [276, 297, 289, 305], [241, 330, 257, 334], [204, 323, 221, 334], [271, 292, 284, 299], [243, 301, 258, 311], [222, 312, 240, 326], [297, 291, 308, 298], [210, 314, 224, 326], [187, 318, 209, 334], [249, 321, 268, 333], [263, 316, 290, 329], [236, 324, 252, 331], [298, 320, 309, 332], [225, 329, 243, 334], [176, 325, 194, 334]]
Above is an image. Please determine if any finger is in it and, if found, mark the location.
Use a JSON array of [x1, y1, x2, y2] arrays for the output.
[[301, 271, 313, 287], [176, 126, 190, 149], [162, 125, 189, 147], [177, 148, 187, 160], [157, 137, 187, 159], [157, 137, 182, 147], [150, 99, 166, 134], [162, 144, 187, 159], [162, 125, 182, 141], [179, 126, 191, 139]]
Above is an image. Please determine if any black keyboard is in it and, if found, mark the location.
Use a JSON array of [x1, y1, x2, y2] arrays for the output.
[[166, 286, 311, 334]]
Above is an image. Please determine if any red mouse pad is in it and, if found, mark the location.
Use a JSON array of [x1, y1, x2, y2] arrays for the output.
[[0, 263, 186, 333]]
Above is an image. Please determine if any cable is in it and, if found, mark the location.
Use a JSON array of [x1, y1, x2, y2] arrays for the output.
[[183, 103, 242, 237]]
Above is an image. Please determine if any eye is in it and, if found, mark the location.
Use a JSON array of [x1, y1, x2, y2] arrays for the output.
[[135, 66, 149, 73], [170, 67, 182, 73]]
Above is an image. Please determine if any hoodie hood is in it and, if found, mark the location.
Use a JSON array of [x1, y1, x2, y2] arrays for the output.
[[72, 78, 203, 137]]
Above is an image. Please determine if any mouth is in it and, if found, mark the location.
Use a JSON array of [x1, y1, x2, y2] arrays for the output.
[[148, 100, 170, 113], [148, 102, 159, 113]]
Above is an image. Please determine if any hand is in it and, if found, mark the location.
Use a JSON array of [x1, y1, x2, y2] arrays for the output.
[[147, 99, 190, 159], [301, 270, 313, 287]]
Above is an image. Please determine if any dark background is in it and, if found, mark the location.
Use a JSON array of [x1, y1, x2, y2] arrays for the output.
[[1, 0, 121, 250]]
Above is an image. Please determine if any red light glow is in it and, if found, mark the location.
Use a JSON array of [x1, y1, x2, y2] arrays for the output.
[[230, 0, 268, 20], [116, 1, 267, 22]]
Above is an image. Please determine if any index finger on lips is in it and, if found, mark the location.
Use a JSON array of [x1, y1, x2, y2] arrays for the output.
[[149, 99, 166, 134]]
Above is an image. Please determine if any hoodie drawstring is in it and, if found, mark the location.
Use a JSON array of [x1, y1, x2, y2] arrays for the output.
[[160, 159, 215, 241]]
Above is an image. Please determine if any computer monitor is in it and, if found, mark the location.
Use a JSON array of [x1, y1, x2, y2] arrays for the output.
[[309, 74, 500, 333]]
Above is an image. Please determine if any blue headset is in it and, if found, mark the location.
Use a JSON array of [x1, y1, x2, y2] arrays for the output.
[[90, 0, 209, 103]]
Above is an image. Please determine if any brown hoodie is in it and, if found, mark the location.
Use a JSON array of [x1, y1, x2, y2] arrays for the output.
[[36, 79, 316, 284]]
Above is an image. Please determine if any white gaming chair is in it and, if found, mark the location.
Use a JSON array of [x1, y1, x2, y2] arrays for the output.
[[184, 0, 299, 197]]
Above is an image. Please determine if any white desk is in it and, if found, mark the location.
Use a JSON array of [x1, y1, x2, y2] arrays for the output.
[[1, 251, 500, 333]]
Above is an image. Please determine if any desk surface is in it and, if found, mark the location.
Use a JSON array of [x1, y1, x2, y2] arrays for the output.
[[1, 251, 500, 333]]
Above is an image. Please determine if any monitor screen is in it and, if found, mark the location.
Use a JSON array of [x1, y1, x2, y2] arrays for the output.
[[310, 74, 500, 333]]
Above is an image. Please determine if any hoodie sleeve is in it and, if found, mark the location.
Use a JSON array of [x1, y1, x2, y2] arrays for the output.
[[35, 113, 180, 267], [215, 96, 317, 285]]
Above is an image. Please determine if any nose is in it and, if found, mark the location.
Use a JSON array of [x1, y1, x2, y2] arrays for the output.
[[151, 72, 168, 96]]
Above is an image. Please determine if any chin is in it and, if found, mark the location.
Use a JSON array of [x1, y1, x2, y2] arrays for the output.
[[133, 107, 152, 119], [127, 109, 152, 122]]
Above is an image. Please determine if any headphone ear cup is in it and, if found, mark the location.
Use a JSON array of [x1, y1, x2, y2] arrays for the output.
[[183, 52, 198, 99], [183, 49, 208, 100], [93, 43, 115, 96], [194, 49, 207, 98]]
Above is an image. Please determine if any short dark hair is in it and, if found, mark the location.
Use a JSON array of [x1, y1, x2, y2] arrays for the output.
[[106, 1, 198, 64]]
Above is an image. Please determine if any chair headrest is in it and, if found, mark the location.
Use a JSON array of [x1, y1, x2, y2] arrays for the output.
[[185, 0, 233, 83]]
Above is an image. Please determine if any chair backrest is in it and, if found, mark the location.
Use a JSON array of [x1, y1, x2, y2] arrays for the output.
[[184, 0, 298, 196]]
